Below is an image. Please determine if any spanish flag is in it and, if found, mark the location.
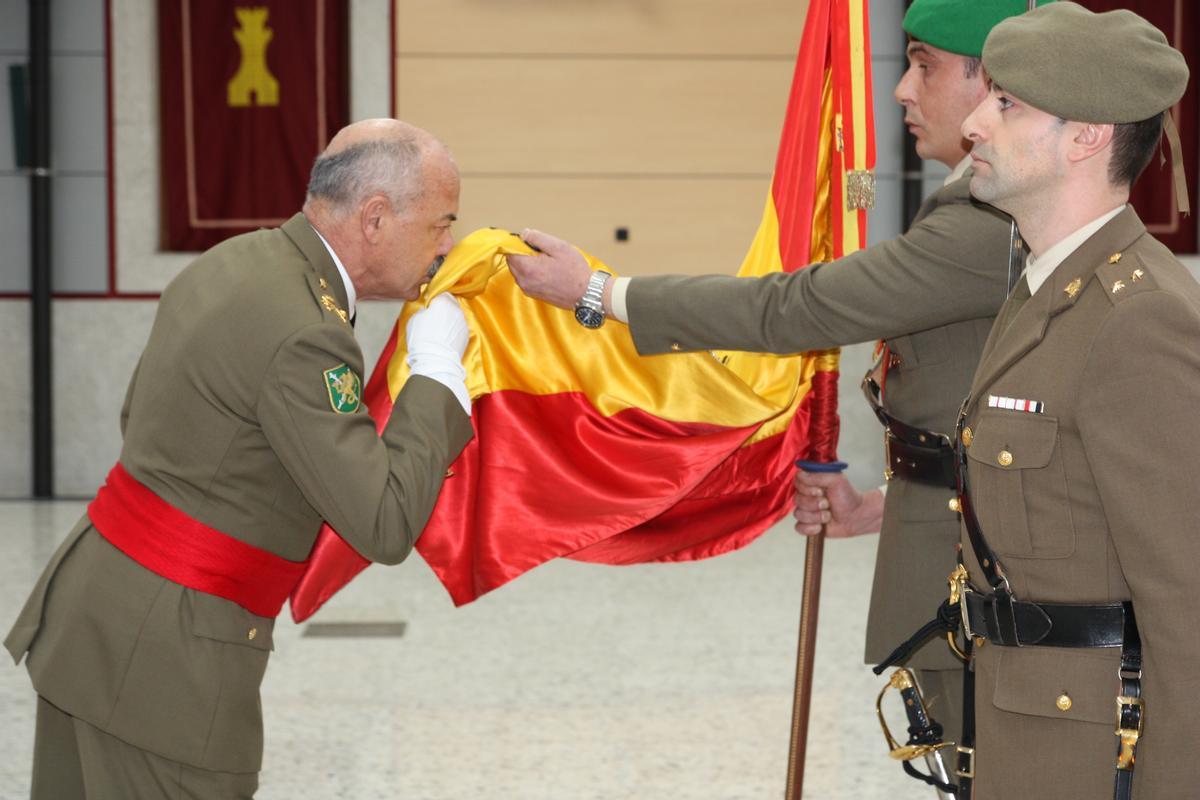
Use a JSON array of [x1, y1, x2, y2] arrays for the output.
[[290, 0, 873, 620]]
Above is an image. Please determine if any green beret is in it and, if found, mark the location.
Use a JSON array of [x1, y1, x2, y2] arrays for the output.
[[983, 2, 1190, 122], [902, 0, 1057, 58]]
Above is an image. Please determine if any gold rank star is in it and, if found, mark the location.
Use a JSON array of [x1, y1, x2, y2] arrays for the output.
[[1108, 252, 1123, 264], [1064, 278, 1082, 298]]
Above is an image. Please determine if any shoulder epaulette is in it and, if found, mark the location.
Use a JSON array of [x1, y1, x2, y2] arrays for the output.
[[305, 272, 351, 325], [1094, 251, 1157, 305]]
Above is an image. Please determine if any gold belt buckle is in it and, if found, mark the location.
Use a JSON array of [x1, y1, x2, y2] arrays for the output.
[[1115, 695, 1144, 771]]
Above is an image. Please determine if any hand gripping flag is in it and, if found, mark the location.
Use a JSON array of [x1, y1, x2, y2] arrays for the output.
[[290, 0, 873, 620]]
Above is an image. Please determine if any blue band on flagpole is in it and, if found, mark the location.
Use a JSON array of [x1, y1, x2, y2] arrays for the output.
[[794, 460, 848, 473]]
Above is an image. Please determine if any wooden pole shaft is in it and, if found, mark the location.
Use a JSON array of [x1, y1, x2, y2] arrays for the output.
[[784, 532, 827, 800]]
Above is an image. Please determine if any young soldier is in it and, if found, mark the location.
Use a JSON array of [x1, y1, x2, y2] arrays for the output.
[[953, 4, 1195, 797]]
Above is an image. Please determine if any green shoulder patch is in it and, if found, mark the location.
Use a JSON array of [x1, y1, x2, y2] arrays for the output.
[[323, 364, 361, 414]]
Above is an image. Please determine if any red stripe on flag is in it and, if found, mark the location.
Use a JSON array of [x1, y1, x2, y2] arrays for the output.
[[772, 0, 833, 271], [417, 390, 760, 605]]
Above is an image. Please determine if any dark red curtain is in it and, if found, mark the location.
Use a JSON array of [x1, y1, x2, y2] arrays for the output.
[[159, 0, 348, 251], [1079, 0, 1197, 254]]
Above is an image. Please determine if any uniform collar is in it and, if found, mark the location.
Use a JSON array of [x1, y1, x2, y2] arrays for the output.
[[944, 154, 973, 187], [1023, 205, 1126, 296], [311, 228, 357, 319], [280, 213, 353, 319], [969, 206, 1147, 399]]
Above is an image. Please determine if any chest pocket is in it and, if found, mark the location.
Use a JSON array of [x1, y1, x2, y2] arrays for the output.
[[965, 410, 1075, 558], [888, 327, 950, 371]]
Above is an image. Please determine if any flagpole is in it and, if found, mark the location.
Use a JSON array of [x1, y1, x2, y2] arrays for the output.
[[784, 524, 826, 800], [785, 368, 845, 799]]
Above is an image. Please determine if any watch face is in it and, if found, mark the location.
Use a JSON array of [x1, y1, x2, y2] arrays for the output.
[[575, 306, 604, 329]]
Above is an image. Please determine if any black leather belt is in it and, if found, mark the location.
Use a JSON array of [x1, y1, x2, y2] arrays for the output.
[[963, 591, 1128, 648], [886, 432, 958, 490], [862, 368, 958, 490]]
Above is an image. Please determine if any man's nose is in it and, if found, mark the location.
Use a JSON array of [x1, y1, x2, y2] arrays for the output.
[[894, 66, 916, 107], [961, 102, 987, 142]]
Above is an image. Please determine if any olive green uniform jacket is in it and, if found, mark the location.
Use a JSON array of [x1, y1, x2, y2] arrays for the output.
[[627, 173, 1011, 671], [5, 213, 473, 774], [958, 207, 1200, 799]]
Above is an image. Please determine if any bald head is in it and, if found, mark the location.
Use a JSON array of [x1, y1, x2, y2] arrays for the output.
[[305, 118, 453, 220], [303, 119, 461, 302]]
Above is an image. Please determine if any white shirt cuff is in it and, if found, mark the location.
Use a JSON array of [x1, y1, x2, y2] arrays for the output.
[[611, 277, 631, 324]]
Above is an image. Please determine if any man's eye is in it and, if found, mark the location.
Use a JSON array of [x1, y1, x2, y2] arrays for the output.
[[998, 96, 1013, 111]]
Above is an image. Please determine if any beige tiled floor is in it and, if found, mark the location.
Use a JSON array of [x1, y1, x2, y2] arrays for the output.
[[1, 500, 938, 799]]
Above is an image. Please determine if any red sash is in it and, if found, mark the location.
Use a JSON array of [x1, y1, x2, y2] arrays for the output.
[[88, 463, 306, 617]]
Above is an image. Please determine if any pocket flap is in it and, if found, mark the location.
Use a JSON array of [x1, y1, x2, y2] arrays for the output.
[[993, 646, 1119, 724], [966, 411, 1058, 471], [188, 590, 275, 651]]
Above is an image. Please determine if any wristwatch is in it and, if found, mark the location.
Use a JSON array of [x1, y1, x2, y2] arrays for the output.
[[574, 270, 612, 329]]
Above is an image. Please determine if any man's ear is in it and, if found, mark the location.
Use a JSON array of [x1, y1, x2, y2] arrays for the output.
[[361, 195, 390, 243], [1068, 122, 1115, 166]]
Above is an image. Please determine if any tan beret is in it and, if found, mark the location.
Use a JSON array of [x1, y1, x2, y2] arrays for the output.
[[982, 1, 1189, 123]]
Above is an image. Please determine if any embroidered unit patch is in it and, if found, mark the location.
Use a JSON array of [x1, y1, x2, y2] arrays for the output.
[[323, 364, 361, 414]]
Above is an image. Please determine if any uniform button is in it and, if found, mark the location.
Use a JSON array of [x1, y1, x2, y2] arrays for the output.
[[961, 427, 973, 447], [319, 277, 329, 289], [948, 497, 961, 513], [1056, 693, 1072, 712], [247, 628, 258, 641], [670, 342, 682, 351], [997, 450, 1013, 467]]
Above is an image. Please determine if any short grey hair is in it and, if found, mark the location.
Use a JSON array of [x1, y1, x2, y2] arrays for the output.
[[306, 138, 424, 216]]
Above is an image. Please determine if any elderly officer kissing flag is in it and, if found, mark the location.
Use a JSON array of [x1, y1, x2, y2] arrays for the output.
[[290, 0, 875, 621]]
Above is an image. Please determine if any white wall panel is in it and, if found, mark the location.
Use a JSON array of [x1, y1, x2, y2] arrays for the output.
[[0, 175, 30, 292], [0, 0, 27, 53], [110, 0, 192, 291], [52, 299, 155, 496], [51, 0, 106, 54], [52, 175, 108, 293], [50, 55, 107, 173], [350, 0, 392, 121], [0, 300, 32, 496]]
